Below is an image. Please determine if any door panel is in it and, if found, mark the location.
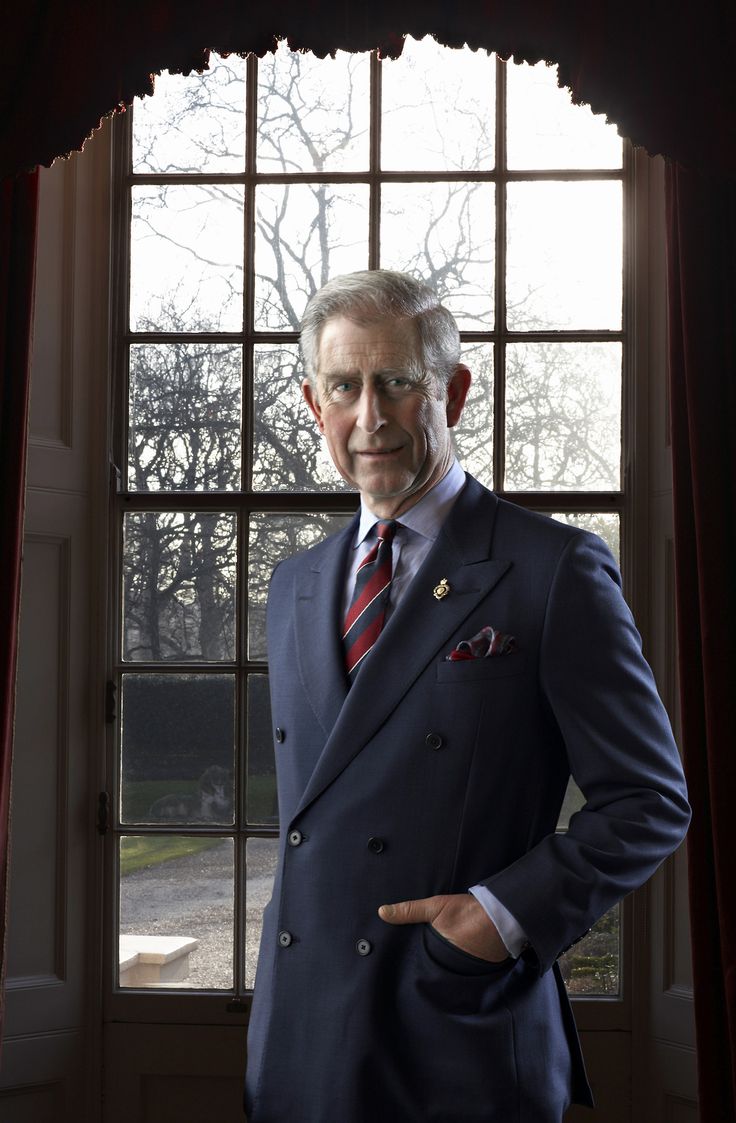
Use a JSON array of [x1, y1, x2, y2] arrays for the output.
[[0, 126, 111, 1120]]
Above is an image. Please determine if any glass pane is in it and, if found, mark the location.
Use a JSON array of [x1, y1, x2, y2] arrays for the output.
[[549, 512, 620, 563], [132, 55, 246, 174], [246, 837, 279, 989], [381, 182, 495, 329], [506, 60, 622, 170], [247, 675, 277, 825], [557, 776, 585, 832], [254, 183, 369, 331], [453, 343, 494, 489], [248, 512, 355, 660], [257, 45, 370, 172], [507, 181, 622, 331], [505, 342, 622, 491], [119, 836, 234, 989], [128, 343, 242, 492], [381, 37, 495, 170], [120, 675, 235, 826], [123, 511, 237, 661], [252, 344, 346, 493], [130, 184, 244, 332], [559, 904, 620, 996]]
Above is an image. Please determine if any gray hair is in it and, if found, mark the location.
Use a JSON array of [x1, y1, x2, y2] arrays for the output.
[[300, 270, 461, 387]]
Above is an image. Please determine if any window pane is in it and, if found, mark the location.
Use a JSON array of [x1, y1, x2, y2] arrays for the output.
[[257, 45, 370, 172], [248, 513, 355, 660], [254, 184, 369, 331], [559, 905, 620, 996], [506, 60, 622, 170], [128, 343, 242, 492], [247, 675, 277, 826], [381, 37, 495, 170], [246, 837, 279, 989], [505, 342, 622, 491], [130, 185, 244, 332], [549, 512, 620, 563], [123, 511, 237, 661], [119, 836, 234, 989], [132, 55, 246, 174], [381, 182, 495, 329], [120, 674, 235, 826], [453, 343, 494, 489], [252, 344, 346, 493], [507, 181, 622, 331]]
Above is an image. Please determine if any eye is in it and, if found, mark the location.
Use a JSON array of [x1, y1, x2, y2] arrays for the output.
[[383, 374, 416, 394], [327, 380, 357, 397]]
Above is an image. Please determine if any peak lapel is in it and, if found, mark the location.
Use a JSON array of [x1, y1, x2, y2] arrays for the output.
[[295, 479, 511, 817], [292, 517, 356, 738]]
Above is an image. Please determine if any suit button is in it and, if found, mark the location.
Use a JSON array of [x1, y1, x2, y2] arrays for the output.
[[275, 727, 285, 743], [425, 732, 444, 750], [278, 930, 293, 948], [288, 829, 303, 847], [367, 837, 385, 854], [356, 939, 372, 956]]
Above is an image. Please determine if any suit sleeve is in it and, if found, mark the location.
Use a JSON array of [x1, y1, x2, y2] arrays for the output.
[[479, 530, 691, 974]]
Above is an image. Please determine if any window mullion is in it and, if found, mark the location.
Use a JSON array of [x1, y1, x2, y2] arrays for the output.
[[494, 55, 507, 492], [369, 50, 382, 270]]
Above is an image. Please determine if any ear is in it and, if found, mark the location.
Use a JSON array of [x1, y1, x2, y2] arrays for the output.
[[302, 378, 325, 433], [445, 364, 472, 428]]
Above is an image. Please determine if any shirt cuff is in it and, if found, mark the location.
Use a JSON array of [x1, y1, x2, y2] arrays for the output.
[[468, 884, 529, 958]]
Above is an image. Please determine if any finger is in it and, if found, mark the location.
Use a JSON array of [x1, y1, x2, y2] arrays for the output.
[[378, 896, 444, 925]]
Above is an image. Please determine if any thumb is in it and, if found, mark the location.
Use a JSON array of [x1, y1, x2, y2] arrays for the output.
[[378, 896, 443, 926]]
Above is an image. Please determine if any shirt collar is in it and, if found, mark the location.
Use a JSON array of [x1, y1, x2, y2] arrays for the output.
[[355, 458, 466, 546]]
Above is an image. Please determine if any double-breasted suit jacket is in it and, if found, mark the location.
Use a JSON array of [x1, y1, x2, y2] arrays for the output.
[[245, 474, 690, 1123]]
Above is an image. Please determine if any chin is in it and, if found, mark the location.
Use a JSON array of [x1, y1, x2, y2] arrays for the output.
[[359, 475, 412, 500]]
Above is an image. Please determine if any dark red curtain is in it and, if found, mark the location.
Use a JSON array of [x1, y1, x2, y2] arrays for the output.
[[1, 2, 735, 1115], [0, 171, 38, 1032], [667, 164, 736, 1119]]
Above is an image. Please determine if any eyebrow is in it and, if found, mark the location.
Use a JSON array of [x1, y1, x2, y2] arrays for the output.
[[321, 367, 419, 382]]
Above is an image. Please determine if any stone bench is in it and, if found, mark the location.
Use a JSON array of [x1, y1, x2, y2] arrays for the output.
[[119, 935, 199, 987]]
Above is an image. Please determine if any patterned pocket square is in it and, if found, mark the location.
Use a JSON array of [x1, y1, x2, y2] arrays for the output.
[[446, 625, 516, 661]]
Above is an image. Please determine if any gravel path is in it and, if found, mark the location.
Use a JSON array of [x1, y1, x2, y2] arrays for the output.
[[119, 838, 278, 990]]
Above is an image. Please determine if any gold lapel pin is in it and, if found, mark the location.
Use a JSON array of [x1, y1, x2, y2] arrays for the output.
[[433, 577, 451, 601]]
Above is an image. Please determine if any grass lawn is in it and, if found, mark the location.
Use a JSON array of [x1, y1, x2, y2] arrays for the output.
[[120, 835, 223, 876]]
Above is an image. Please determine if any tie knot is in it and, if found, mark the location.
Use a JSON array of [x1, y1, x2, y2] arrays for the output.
[[375, 520, 397, 545]]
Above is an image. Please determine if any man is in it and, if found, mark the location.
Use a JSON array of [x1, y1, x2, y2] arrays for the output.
[[245, 270, 690, 1122]]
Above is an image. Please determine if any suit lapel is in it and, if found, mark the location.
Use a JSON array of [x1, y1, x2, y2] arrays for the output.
[[295, 478, 511, 817], [292, 515, 357, 738]]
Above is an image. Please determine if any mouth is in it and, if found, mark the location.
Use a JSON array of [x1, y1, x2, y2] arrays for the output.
[[355, 447, 403, 458]]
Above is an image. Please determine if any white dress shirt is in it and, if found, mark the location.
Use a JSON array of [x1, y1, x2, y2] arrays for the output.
[[344, 460, 528, 958]]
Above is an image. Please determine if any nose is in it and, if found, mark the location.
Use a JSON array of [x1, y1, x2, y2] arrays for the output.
[[356, 385, 387, 434]]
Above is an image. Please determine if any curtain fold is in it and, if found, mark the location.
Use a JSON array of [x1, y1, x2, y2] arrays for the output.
[[666, 163, 736, 1120], [0, 171, 39, 1033]]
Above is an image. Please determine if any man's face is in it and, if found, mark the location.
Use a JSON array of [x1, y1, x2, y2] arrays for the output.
[[302, 315, 471, 518]]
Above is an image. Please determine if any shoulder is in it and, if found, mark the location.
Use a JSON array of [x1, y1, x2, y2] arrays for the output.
[[270, 514, 357, 584], [459, 474, 619, 585]]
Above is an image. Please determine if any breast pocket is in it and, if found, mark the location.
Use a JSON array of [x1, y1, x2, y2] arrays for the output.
[[435, 654, 529, 683]]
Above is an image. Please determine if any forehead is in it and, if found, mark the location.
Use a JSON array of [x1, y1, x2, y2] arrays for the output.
[[316, 315, 420, 375]]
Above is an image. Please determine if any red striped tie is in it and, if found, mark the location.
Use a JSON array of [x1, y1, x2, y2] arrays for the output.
[[343, 520, 397, 682]]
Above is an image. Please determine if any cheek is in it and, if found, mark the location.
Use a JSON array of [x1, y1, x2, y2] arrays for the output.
[[419, 404, 446, 449], [322, 416, 351, 458]]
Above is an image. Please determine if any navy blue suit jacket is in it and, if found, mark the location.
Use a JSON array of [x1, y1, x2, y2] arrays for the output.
[[245, 475, 690, 1123]]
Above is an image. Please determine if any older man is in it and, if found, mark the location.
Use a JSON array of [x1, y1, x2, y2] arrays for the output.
[[244, 270, 690, 1122]]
